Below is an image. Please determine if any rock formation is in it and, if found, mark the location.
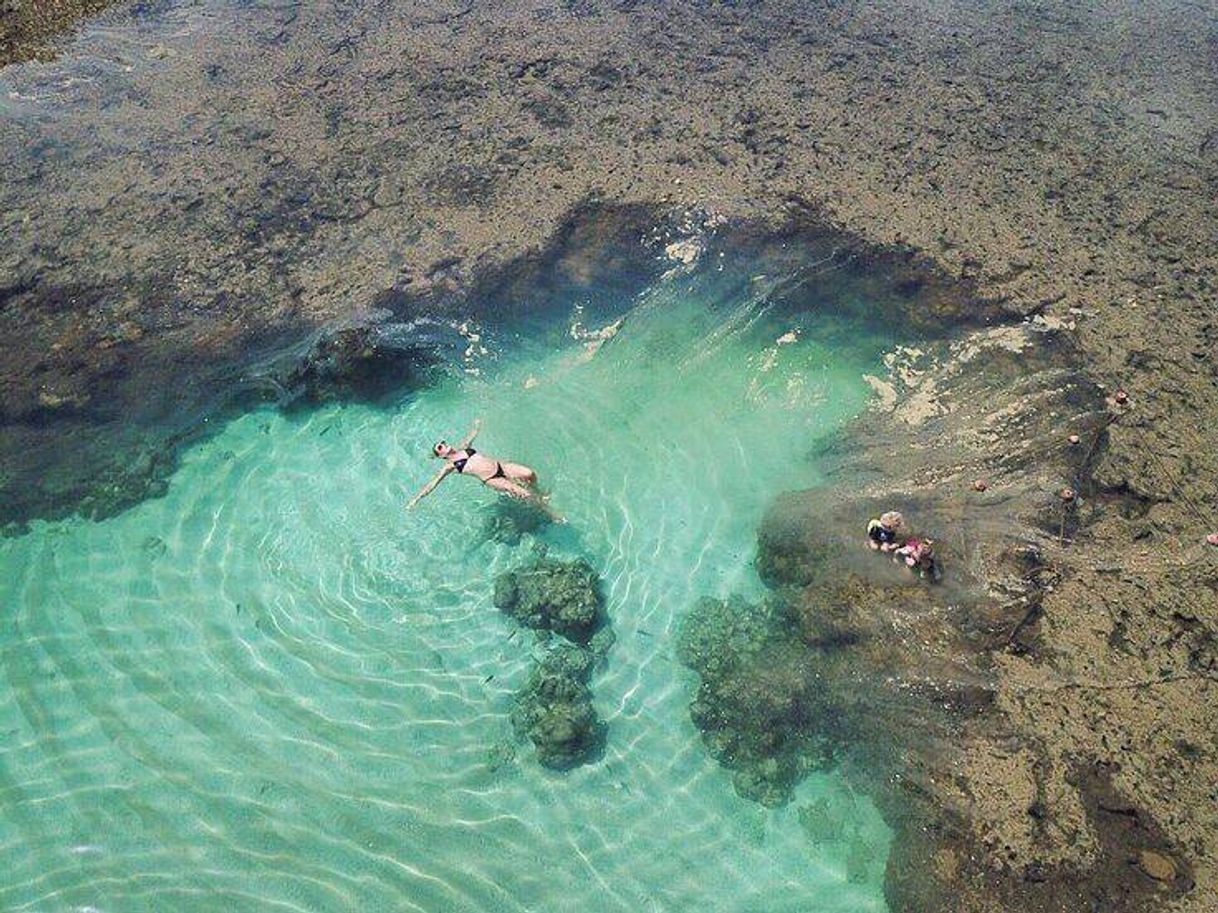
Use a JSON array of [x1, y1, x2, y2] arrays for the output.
[[494, 555, 606, 645], [495, 552, 613, 770], [510, 639, 608, 771]]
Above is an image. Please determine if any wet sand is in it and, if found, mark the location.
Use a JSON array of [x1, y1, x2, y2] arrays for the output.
[[2, 1, 1216, 911]]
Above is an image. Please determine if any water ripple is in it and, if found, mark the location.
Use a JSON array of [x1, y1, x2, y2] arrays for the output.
[[0, 269, 895, 911]]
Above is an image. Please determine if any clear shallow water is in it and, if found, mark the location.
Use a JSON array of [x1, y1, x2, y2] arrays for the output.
[[0, 267, 895, 912]]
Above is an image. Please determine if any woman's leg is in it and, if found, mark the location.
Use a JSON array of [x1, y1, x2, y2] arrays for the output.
[[486, 477, 534, 500], [487, 477, 563, 521], [498, 461, 538, 484]]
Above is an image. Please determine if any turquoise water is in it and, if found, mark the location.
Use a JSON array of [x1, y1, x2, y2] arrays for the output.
[[0, 267, 894, 911]]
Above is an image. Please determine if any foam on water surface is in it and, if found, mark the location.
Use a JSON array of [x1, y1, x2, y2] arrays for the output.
[[0, 266, 895, 912]]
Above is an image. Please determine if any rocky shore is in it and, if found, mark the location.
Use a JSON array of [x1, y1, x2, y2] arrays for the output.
[[3, 1, 1216, 911], [0, 0, 121, 65], [683, 310, 1208, 911]]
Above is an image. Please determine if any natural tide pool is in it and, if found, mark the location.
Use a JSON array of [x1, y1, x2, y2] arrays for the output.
[[0, 263, 896, 912]]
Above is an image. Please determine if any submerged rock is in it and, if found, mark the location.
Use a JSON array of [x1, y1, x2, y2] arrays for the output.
[[755, 502, 839, 589], [497, 552, 614, 770], [493, 556, 604, 644], [284, 326, 435, 408], [510, 641, 606, 771], [678, 494, 996, 809], [1138, 849, 1177, 883], [586, 625, 617, 661], [789, 578, 882, 648], [677, 596, 835, 806]]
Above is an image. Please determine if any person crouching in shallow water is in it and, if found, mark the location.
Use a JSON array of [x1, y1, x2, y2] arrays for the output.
[[407, 420, 562, 520], [866, 511, 905, 552], [894, 537, 941, 582]]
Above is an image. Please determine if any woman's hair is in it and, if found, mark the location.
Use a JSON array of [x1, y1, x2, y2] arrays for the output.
[[880, 510, 903, 528], [433, 440, 447, 456]]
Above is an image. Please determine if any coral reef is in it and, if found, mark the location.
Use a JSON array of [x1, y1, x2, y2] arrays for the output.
[[509, 640, 607, 771], [677, 595, 834, 806], [495, 551, 614, 770], [493, 555, 605, 645]]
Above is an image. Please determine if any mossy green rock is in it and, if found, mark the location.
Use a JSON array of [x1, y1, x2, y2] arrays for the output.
[[493, 556, 604, 644], [677, 596, 833, 806], [510, 642, 606, 770]]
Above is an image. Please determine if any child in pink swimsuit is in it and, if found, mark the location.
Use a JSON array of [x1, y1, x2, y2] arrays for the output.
[[894, 537, 939, 580]]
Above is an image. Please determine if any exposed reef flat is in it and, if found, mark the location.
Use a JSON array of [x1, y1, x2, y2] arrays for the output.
[[740, 319, 1206, 913], [0, 0, 121, 65], [2, 2, 1216, 911]]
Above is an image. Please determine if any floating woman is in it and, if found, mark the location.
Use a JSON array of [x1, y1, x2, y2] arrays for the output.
[[407, 419, 562, 520]]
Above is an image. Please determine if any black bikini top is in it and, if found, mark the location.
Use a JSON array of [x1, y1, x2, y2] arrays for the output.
[[453, 448, 475, 473]]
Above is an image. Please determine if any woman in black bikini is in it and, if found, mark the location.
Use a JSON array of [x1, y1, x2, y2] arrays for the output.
[[406, 420, 559, 518]]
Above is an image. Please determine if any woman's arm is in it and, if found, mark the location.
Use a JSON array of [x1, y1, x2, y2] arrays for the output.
[[457, 418, 482, 449], [407, 465, 454, 509]]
